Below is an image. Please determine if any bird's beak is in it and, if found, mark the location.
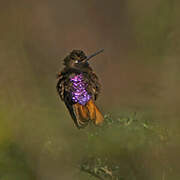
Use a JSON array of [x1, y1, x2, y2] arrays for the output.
[[82, 49, 104, 62]]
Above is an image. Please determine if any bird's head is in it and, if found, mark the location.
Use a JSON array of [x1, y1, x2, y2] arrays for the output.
[[63, 49, 104, 70]]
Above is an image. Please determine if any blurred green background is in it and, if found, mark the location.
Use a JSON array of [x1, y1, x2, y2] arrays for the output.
[[0, 0, 180, 179]]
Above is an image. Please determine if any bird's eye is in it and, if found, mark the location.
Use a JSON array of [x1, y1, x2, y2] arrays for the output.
[[75, 60, 79, 63]]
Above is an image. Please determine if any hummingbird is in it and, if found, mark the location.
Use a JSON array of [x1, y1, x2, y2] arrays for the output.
[[56, 49, 104, 129]]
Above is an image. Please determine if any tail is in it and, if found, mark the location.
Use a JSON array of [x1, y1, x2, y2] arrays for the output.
[[86, 99, 104, 125], [71, 99, 104, 128]]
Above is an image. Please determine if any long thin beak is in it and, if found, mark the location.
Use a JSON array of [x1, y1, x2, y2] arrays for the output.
[[85, 49, 104, 62]]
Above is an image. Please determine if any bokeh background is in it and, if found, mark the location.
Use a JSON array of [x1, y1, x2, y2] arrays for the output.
[[0, 0, 180, 179]]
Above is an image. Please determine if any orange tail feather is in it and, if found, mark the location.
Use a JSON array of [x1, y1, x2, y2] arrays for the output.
[[86, 99, 104, 125], [78, 104, 89, 120], [73, 103, 89, 128]]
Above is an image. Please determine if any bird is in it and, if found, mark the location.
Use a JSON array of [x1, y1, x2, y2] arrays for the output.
[[56, 49, 104, 129]]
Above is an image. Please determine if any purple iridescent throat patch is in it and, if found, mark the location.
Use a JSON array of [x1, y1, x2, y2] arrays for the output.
[[70, 74, 91, 105]]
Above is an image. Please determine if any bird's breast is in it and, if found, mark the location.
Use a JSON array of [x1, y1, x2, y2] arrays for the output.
[[70, 74, 91, 105]]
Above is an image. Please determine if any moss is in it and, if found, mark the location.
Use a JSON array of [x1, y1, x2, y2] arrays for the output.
[[79, 113, 170, 180]]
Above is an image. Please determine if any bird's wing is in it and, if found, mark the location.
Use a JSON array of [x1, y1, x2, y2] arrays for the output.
[[86, 72, 101, 101], [56, 72, 66, 101], [57, 72, 89, 128]]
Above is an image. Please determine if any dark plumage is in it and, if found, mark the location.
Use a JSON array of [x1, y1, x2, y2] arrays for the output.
[[56, 49, 104, 128]]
